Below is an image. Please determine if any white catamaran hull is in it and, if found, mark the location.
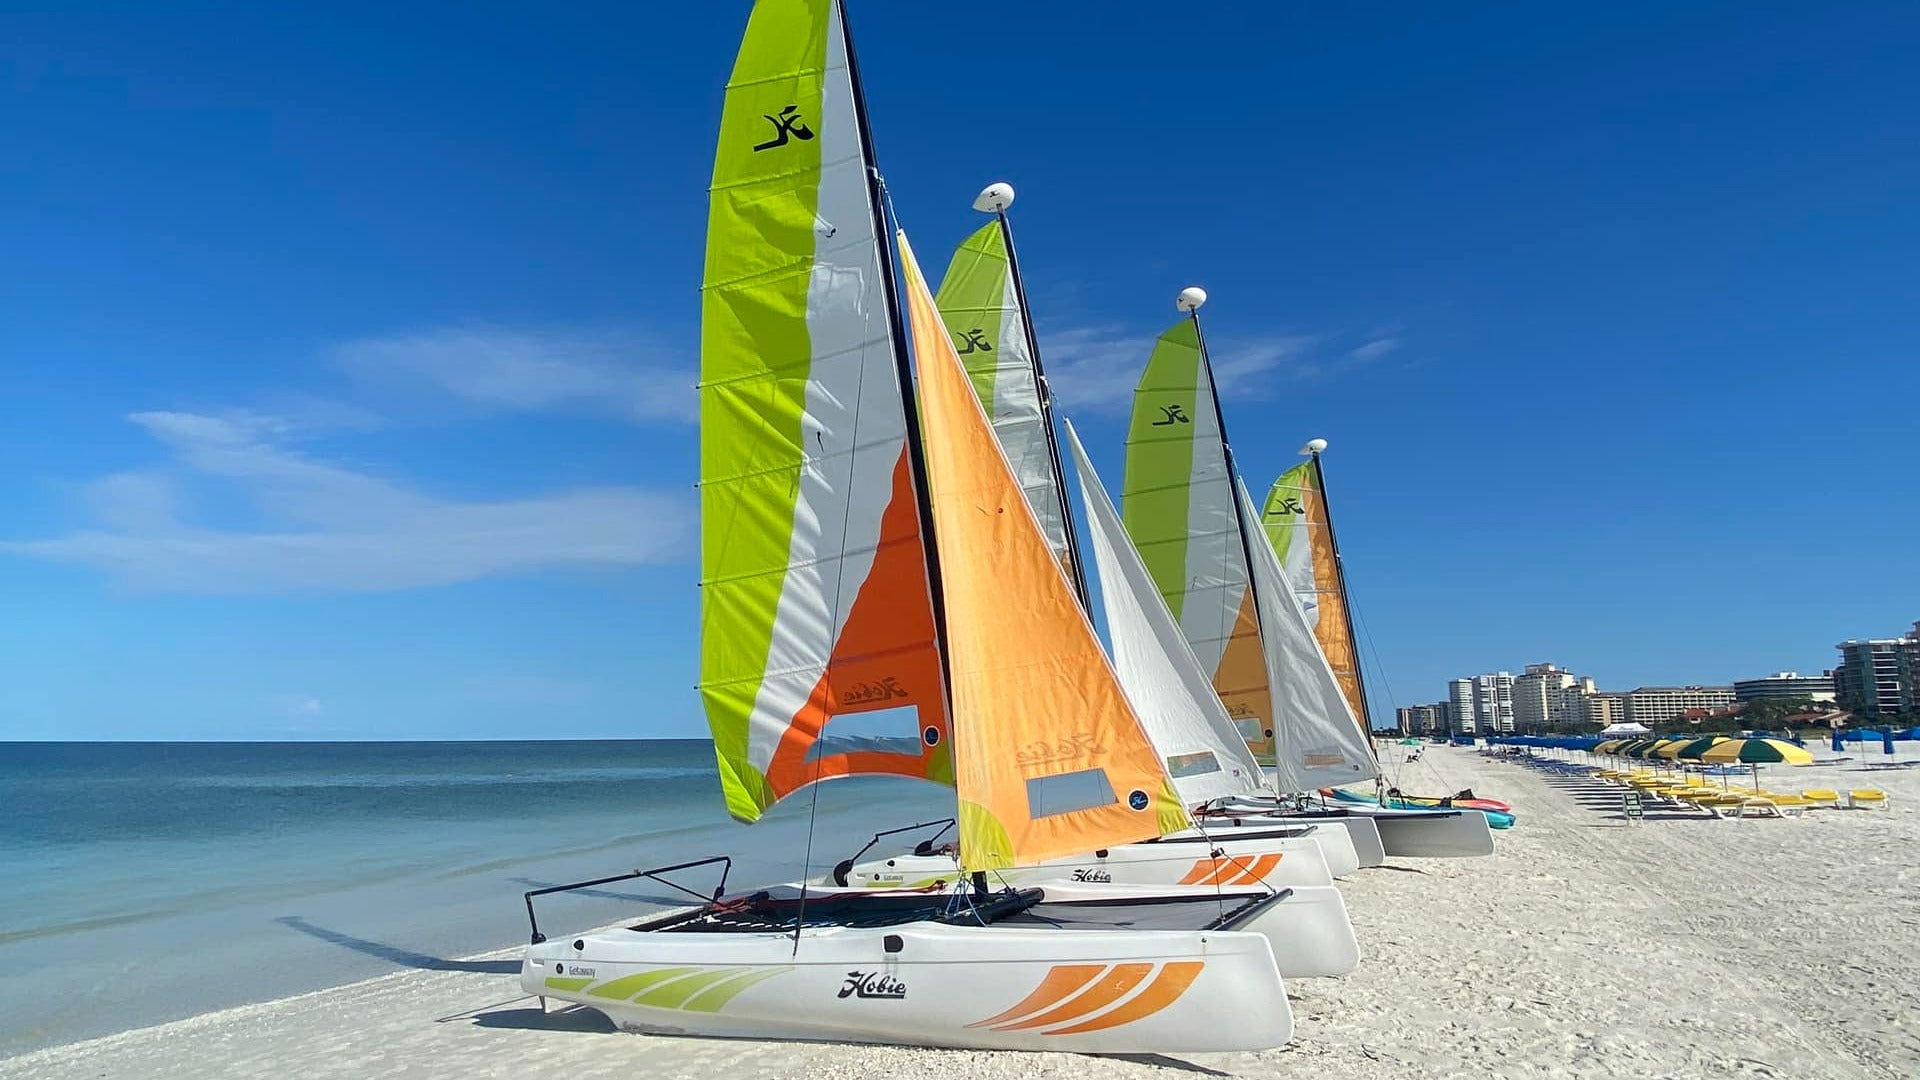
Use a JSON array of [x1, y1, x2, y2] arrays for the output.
[[1217, 794, 1491, 859], [1199, 810, 1385, 869], [525, 909, 1293, 1051], [1166, 821, 1361, 877], [1316, 804, 1494, 858], [842, 832, 1335, 892]]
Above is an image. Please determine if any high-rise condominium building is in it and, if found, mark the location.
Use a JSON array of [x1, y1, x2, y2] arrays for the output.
[[1448, 679, 1477, 735], [1834, 622, 1920, 718], [1513, 663, 1578, 729], [1397, 703, 1448, 734]]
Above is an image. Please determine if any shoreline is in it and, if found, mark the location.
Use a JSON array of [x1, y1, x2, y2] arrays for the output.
[[6, 746, 1914, 1079]]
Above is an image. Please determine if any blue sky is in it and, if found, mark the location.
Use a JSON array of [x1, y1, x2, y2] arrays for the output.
[[3, 2, 1916, 740]]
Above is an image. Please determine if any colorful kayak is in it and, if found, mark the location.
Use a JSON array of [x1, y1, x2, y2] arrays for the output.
[[1324, 787, 1516, 829]]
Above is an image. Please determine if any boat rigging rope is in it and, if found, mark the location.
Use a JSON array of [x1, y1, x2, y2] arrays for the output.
[[790, 171, 888, 956]]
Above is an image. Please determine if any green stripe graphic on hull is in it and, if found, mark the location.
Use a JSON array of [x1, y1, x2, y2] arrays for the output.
[[588, 966, 701, 1000], [684, 967, 792, 1012], [571, 966, 792, 1013], [634, 968, 756, 1009]]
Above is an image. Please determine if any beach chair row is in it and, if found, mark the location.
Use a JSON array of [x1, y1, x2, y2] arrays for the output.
[[1597, 771, 1890, 818]]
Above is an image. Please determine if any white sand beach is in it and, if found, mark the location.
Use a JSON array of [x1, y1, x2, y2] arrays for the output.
[[7, 745, 1916, 1080]]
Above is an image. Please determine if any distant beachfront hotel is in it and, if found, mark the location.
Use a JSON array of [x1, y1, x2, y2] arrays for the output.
[[1618, 685, 1738, 726], [1431, 620, 1920, 732], [1732, 671, 1837, 703], [1440, 663, 1729, 732]]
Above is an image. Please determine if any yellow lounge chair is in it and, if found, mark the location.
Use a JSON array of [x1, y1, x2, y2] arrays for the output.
[[1695, 794, 1750, 817], [1846, 789, 1890, 810], [1738, 798, 1803, 819], [1801, 789, 1842, 808]]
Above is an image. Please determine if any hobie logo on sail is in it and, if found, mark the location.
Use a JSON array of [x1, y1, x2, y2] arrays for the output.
[[753, 105, 814, 151], [1270, 496, 1304, 515], [955, 327, 993, 354], [1016, 733, 1106, 766], [841, 677, 908, 705], [1069, 868, 1111, 882], [1151, 404, 1190, 426], [839, 971, 907, 1000]]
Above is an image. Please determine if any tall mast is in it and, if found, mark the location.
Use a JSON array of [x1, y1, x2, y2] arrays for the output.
[[1183, 287, 1276, 726], [1302, 440, 1376, 736], [839, 2, 950, 689], [974, 181, 1091, 610]]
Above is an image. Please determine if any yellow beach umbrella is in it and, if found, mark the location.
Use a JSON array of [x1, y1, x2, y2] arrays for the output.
[[1700, 738, 1815, 790], [1654, 739, 1699, 760], [1700, 738, 1814, 765]]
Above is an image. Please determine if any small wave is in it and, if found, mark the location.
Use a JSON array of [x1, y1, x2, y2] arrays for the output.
[[431, 819, 739, 881], [0, 907, 181, 947]]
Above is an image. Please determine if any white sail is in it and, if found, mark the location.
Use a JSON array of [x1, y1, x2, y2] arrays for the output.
[[1238, 479, 1380, 791], [1067, 422, 1263, 805]]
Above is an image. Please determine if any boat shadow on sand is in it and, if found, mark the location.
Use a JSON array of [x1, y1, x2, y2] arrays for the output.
[[463, 1004, 618, 1034], [274, 916, 520, 975]]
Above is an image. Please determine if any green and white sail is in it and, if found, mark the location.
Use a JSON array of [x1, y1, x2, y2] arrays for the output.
[[1263, 459, 1371, 733], [1067, 421, 1264, 805], [934, 214, 1074, 582], [1239, 478, 1379, 789], [697, 0, 950, 824], [1121, 317, 1277, 763]]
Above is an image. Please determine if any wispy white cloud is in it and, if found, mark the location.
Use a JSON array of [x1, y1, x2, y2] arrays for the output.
[[1039, 325, 1321, 414], [332, 324, 692, 423], [1348, 335, 1403, 363], [2, 411, 689, 593]]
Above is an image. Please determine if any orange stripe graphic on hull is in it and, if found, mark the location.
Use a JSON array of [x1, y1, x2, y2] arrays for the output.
[[1232, 853, 1280, 884], [993, 963, 1152, 1031], [1177, 858, 1217, 885], [1045, 962, 1205, 1035], [1180, 850, 1281, 886], [966, 964, 1104, 1029], [974, 962, 1208, 1035]]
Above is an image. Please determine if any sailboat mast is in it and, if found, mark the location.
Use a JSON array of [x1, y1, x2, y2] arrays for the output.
[[987, 190, 1091, 609], [839, 2, 951, 688], [1304, 443, 1375, 736], [1184, 289, 1276, 707]]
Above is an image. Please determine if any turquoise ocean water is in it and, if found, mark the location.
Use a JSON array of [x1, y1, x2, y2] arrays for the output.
[[0, 740, 949, 1058]]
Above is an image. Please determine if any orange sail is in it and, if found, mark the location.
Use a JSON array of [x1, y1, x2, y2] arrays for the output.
[[899, 230, 1186, 871]]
